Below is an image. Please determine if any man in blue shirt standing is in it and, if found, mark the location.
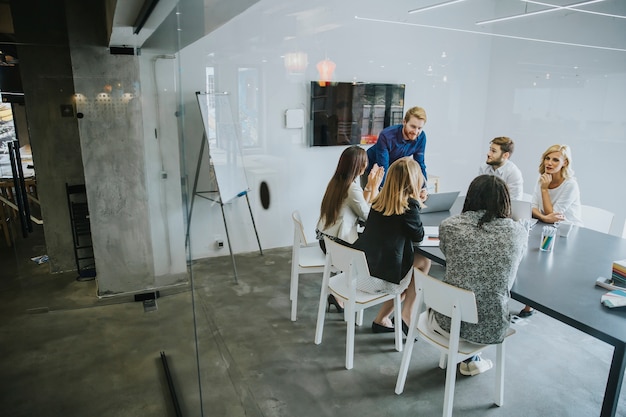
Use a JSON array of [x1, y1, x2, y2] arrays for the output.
[[364, 106, 428, 198]]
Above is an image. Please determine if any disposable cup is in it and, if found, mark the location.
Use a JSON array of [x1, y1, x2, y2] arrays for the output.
[[558, 221, 573, 238]]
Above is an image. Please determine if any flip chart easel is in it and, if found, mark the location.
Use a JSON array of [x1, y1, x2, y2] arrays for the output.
[[187, 92, 263, 283]]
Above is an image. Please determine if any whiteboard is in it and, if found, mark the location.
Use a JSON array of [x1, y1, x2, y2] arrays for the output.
[[196, 92, 249, 204]]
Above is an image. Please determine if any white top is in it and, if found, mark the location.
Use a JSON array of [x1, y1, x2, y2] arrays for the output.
[[316, 180, 370, 244], [478, 160, 524, 201], [531, 177, 584, 226]]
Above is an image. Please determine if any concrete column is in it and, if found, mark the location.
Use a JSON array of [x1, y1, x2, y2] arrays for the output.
[[11, 0, 84, 273], [63, 0, 157, 295], [12, 0, 187, 294]]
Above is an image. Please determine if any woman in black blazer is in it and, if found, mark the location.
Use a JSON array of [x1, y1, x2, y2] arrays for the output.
[[352, 157, 431, 334]]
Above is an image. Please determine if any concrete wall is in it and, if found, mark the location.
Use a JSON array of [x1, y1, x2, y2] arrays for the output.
[[64, 0, 187, 295], [11, 0, 84, 273], [10, 0, 188, 295]]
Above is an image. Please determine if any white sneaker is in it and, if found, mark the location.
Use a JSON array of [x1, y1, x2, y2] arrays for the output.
[[459, 356, 493, 376]]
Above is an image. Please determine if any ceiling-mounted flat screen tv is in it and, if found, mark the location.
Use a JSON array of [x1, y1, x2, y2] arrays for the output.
[[310, 81, 405, 146]]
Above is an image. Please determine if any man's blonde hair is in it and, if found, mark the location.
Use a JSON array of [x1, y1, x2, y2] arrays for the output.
[[404, 106, 427, 123], [372, 157, 424, 216]]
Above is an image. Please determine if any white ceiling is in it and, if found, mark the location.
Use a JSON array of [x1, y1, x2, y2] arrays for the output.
[[108, 0, 260, 51], [107, 0, 626, 52], [108, 0, 178, 47]]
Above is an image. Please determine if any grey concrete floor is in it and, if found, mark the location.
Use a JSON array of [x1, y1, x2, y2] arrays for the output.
[[1, 225, 625, 417]]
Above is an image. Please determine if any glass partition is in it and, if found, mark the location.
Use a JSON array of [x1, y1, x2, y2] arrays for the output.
[[141, 0, 626, 414]]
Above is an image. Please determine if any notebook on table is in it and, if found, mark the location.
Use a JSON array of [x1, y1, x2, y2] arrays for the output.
[[420, 191, 460, 214]]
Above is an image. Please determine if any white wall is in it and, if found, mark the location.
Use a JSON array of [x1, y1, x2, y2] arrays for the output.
[[164, 0, 625, 260], [484, 38, 626, 235]]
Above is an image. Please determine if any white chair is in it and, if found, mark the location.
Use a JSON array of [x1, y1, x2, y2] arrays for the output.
[[510, 199, 531, 221], [290, 211, 326, 321], [315, 237, 403, 370], [395, 270, 515, 417], [580, 204, 614, 234]]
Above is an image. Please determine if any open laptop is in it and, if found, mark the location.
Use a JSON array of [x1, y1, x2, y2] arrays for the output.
[[420, 191, 460, 214]]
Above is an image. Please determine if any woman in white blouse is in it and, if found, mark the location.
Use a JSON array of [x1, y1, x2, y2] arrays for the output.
[[521, 144, 583, 318], [531, 144, 583, 226], [316, 146, 384, 311]]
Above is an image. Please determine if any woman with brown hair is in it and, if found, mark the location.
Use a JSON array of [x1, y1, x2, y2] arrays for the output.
[[316, 145, 384, 311], [317, 145, 384, 250]]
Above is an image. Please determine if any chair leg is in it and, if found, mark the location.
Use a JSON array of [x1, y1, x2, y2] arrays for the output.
[[290, 265, 299, 321], [495, 342, 505, 406], [1, 210, 12, 247], [346, 302, 356, 370], [314, 284, 328, 345], [396, 284, 424, 394], [393, 295, 402, 352], [356, 309, 363, 326], [442, 352, 458, 417], [395, 302, 419, 394], [439, 353, 447, 369]]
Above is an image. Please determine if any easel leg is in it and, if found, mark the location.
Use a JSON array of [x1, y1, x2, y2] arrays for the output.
[[185, 133, 207, 249], [245, 193, 263, 256], [221, 202, 239, 284]]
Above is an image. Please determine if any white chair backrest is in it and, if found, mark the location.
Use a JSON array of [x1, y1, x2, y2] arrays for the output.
[[580, 204, 614, 234], [292, 211, 309, 246], [623, 221, 626, 239], [521, 193, 533, 203], [511, 200, 532, 221], [416, 270, 478, 324], [324, 237, 370, 278]]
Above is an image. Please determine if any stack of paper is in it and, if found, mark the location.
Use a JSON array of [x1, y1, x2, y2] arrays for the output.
[[612, 260, 626, 287], [601, 289, 626, 308], [419, 226, 440, 247]]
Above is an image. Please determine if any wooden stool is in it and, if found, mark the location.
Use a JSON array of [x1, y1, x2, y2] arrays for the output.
[[0, 199, 13, 247]]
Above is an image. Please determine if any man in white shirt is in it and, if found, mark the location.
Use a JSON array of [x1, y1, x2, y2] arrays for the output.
[[478, 136, 524, 201]]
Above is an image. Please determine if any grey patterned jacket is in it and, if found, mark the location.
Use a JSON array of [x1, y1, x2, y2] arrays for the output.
[[433, 210, 528, 344]]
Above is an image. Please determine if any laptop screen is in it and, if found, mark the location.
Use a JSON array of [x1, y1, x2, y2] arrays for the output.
[[420, 191, 460, 214]]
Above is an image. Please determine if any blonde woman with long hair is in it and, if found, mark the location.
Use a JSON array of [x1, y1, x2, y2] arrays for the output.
[[531, 144, 583, 226], [520, 144, 583, 318], [352, 157, 431, 334]]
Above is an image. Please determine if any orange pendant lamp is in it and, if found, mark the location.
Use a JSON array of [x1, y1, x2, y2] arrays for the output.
[[316, 58, 336, 87]]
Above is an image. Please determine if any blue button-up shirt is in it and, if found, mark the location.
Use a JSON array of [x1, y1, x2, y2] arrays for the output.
[[366, 124, 427, 184]]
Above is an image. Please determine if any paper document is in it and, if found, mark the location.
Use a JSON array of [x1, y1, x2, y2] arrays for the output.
[[601, 289, 626, 308], [420, 226, 440, 247]]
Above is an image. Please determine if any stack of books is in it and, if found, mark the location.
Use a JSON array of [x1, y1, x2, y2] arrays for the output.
[[596, 260, 626, 308], [613, 259, 626, 287]]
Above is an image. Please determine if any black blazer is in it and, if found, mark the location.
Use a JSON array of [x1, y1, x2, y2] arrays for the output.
[[352, 198, 424, 285]]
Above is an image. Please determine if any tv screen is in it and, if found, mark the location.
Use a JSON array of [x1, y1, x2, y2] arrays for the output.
[[310, 81, 405, 146]]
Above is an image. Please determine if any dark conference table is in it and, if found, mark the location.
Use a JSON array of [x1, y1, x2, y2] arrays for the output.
[[418, 198, 626, 417]]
